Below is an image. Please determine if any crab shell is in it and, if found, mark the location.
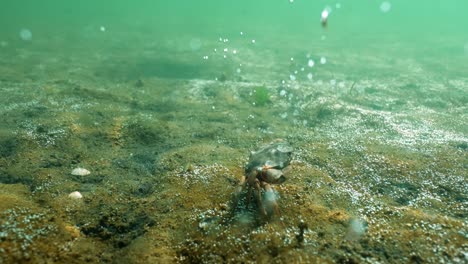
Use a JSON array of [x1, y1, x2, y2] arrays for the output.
[[246, 141, 293, 173]]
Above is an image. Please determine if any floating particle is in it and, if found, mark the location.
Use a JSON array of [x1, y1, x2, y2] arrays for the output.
[[321, 8, 330, 27], [320, 56, 327, 64], [289, 74, 296, 81], [236, 68, 241, 73], [71, 167, 90, 176], [223, 48, 228, 52], [232, 49, 237, 54], [19, 28, 32, 41], [289, 0, 294, 3], [380, 1, 391, 13], [308, 59, 315, 67], [100, 26, 106, 32], [203, 55, 209, 60], [240, 31, 244, 35], [68, 191, 83, 199], [336, 3, 341, 9], [330, 79, 336, 86], [251, 39, 256, 44], [279, 90, 287, 96], [307, 73, 313, 80]]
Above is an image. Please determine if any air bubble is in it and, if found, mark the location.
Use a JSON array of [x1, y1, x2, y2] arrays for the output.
[[321, 10, 329, 20], [380, 1, 391, 13], [19, 29, 32, 41], [320, 56, 327, 64]]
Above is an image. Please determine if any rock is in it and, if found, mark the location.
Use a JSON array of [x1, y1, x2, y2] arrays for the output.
[[71, 168, 90, 176]]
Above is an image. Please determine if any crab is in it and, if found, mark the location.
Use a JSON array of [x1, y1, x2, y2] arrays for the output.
[[236, 140, 293, 218]]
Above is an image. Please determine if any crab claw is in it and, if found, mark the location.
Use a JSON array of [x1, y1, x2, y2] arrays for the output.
[[263, 169, 286, 184]]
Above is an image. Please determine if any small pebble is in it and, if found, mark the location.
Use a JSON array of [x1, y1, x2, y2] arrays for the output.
[[68, 191, 83, 199], [71, 168, 90, 176]]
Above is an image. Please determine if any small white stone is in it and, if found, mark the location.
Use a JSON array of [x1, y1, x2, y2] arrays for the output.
[[71, 168, 90, 176], [68, 191, 83, 199]]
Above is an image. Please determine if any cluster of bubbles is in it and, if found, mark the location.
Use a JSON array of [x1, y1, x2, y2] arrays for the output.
[[288, 53, 328, 82], [198, 31, 258, 77]]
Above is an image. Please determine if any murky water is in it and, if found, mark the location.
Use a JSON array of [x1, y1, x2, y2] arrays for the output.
[[0, 1, 467, 263]]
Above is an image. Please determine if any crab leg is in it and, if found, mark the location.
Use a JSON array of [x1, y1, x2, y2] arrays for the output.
[[255, 179, 267, 216], [262, 183, 281, 217]]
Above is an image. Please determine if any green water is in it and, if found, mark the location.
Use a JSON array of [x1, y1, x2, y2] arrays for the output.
[[0, 1, 467, 263]]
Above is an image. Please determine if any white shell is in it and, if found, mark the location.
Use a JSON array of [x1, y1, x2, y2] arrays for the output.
[[68, 191, 83, 199], [71, 168, 90, 176]]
